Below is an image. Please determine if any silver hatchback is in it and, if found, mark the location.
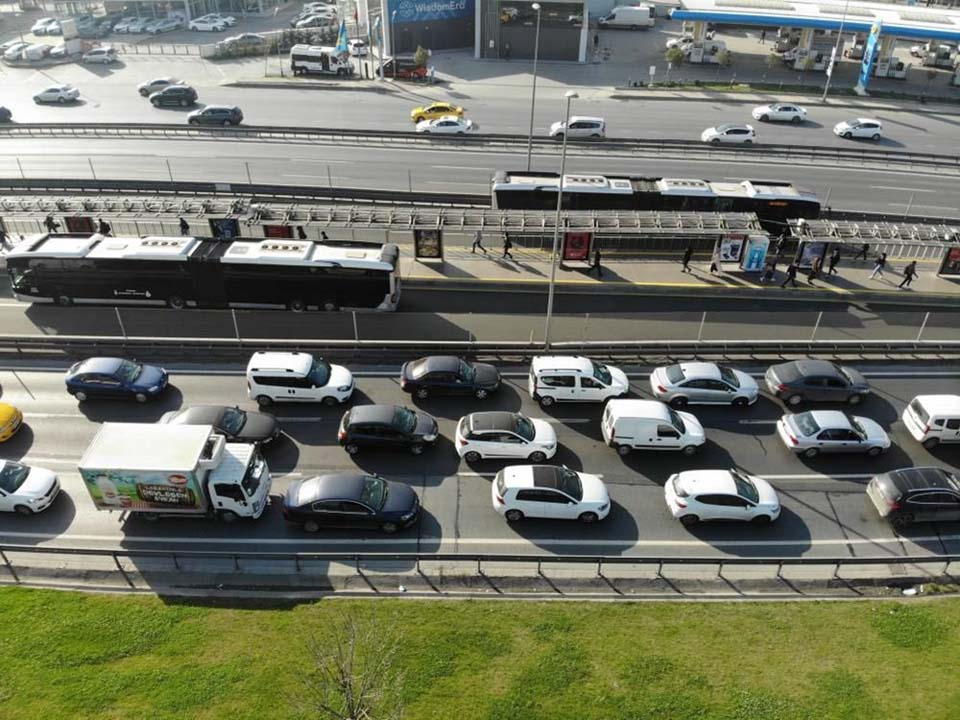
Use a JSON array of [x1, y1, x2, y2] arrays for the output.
[[776, 410, 890, 458], [650, 362, 758, 409]]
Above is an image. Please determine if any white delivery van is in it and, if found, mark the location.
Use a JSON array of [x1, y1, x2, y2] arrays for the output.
[[246, 351, 354, 406], [290, 44, 354, 76], [601, 399, 705, 455], [902, 395, 960, 449], [528, 356, 629, 407], [598, 5, 654, 29], [23, 43, 53, 61]]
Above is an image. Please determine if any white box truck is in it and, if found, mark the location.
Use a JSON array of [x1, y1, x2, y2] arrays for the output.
[[598, 5, 654, 30], [79, 423, 271, 522]]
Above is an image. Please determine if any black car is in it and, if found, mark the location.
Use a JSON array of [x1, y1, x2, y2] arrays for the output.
[[65, 357, 168, 402], [764, 360, 869, 407], [160, 405, 280, 444], [400, 356, 501, 400], [339, 404, 438, 455], [867, 467, 960, 529], [149, 84, 198, 107], [0, 107, 10, 123], [187, 105, 243, 126], [282, 473, 420, 534]]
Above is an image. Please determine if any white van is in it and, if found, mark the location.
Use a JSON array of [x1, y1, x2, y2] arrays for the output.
[[22, 43, 53, 61], [290, 44, 354, 76], [246, 351, 354, 406], [902, 395, 960, 449], [528, 356, 629, 407], [601, 399, 705, 455], [598, 5, 654, 29]]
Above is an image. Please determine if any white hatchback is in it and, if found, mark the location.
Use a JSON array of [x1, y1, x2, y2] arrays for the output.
[[415, 116, 476, 134], [33, 84, 80, 104], [833, 118, 882, 140], [456, 411, 557, 463], [664, 468, 780, 526], [701, 124, 755, 144], [751, 103, 807, 123], [776, 410, 890, 458], [0, 460, 60, 515], [549, 116, 606, 140], [493, 465, 610, 523]]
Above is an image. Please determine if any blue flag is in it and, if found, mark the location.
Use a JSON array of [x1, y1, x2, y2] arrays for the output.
[[335, 19, 348, 54]]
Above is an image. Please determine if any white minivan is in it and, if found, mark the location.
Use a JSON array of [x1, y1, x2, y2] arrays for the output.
[[528, 356, 629, 407], [246, 351, 354, 406], [601, 399, 705, 455], [598, 5, 654, 29], [902, 395, 960, 449]]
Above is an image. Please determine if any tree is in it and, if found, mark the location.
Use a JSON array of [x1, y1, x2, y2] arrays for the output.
[[665, 46, 684, 66], [413, 45, 429, 67], [296, 611, 405, 720]]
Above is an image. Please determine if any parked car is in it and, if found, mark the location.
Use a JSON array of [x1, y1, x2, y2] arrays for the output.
[[22, 43, 53, 61], [81, 47, 117, 64], [549, 116, 606, 140], [42, 20, 62, 35], [49, 43, 68, 58], [293, 14, 336, 29], [149, 84, 198, 107], [137, 76, 181, 96], [833, 118, 882, 141], [65, 357, 168, 402], [764, 360, 870, 406], [867, 467, 960, 529], [30, 17, 57, 35], [223, 33, 265, 48], [348, 39, 368, 56], [338, 404, 438, 455], [701, 123, 755, 144], [160, 405, 281, 444], [186, 105, 243, 126], [112, 16, 139, 33], [650, 362, 758, 408], [0, 402, 23, 443], [33, 84, 80, 104], [664, 468, 781, 526], [0, 107, 11, 123], [0, 460, 60, 515], [282, 473, 420, 533], [751, 103, 807, 123], [455, 411, 557, 463], [189, 16, 227, 31], [400, 355, 500, 400], [493, 465, 611, 523], [206, 12, 237, 26], [415, 116, 476, 134], [2, 42, 30, 61], [776, 410, 890, 458], [148, 17, 182, 34], [125, 17, 153, 33], [528, 356, 629, 407], [410, 102, 464, 123], [382, 56, 427, 79], [901, 394, 960, 449]]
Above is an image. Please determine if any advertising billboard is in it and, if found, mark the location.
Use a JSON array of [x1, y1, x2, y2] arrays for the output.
[[741, 236, 769, 272], [856, 20, 882, 92], [390, 0, 474, 23], [81, 468, 203, 511]]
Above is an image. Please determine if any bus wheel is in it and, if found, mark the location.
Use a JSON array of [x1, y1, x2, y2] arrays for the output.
[[321, 300, 338, 312], [55, 295, 73, 306], [288, 299, 306, 312], [166, 295, 185, 310]]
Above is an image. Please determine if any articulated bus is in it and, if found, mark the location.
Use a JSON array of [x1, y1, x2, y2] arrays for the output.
[[6, 233, 400, 311]]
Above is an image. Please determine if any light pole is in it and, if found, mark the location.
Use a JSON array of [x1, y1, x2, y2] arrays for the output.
[[525, 3, 542, 172], [390, 10, 397, 80], [543, 90, 578, 350], [822, 0, 850, 101]]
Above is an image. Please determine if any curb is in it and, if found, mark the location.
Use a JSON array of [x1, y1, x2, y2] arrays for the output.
[[226, 79, 399, 93]]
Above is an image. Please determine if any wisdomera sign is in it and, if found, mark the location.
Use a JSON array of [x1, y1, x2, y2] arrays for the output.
[[392, 0, 474, 22]]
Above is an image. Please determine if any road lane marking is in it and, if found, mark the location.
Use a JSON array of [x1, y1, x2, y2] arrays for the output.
[[760, 473, 873, 480], [25, 413, 87, 419], [430, 165, 491, 171], [870, 186, 936, 193], [544, 418, 593, 424], [738, 419, 778, 425]]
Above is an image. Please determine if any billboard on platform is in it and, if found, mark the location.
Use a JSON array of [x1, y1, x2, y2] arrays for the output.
[[390, 0, 474, 23]]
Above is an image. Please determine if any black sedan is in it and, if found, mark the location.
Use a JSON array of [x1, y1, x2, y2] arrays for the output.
[[282, 473, 420, 534], [400, 355, 501, 400], [339, 404, 438, 455], [764, 360, 869, 407], [160, 405, 280, 444]]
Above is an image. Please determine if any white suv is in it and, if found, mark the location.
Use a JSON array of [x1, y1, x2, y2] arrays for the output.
[[549, 116, 606, 141], [701, 123, 755, 145], [246, 351, 354, 406], [528, 356, 629, 407], [492, 465, 610, 523], [455, 411, 557, 463]]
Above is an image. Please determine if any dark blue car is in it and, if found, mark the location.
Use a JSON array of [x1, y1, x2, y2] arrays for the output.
[[65, 357, 169, 403]]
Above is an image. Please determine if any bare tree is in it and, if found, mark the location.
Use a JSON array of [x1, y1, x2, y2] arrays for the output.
[[296, 610, 405, 720]]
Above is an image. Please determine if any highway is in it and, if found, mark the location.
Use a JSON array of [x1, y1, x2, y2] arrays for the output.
[[0, 362, 957, 560]]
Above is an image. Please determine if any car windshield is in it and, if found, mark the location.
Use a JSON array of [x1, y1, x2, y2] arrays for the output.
[[838, 367, 855, 386], [116, 360, 142, 383], [393, 407, 417, 434], [557, 468, 583, 501], [719, 366, 739, 388], [667, 408, 686, 434], [794, 412, 820, 436], [220, 407, 246, 435], [0, 462, 29, 493], [592, 362, 611, 385], [458, 360, 475, 382], [308, 358, 331, 386], [409, 360, 429, 379], [360, 475, 387, 510], [241, 455, 265, 496], [664, 365, 684, 384], [514, 415, 536, 441], [849, 417, 866, 439], [731, 470, 760, 503]]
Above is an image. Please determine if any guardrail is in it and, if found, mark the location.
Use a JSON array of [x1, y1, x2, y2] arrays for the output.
[[2, 123, 959, 174]]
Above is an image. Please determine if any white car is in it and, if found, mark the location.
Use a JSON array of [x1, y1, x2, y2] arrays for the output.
[[776, 410, 890, 458], [189, 16, 227, 31], [833, 118, 882, 141], [348, 39, 368, 56], [207, 13, 237, 26], [126, 17, 152, 33], [416, 116, 476, 134], [295, 14, 336, 28], [666, 34, 694, 49], [751, 103, 807, 123], [650, 362, 759, 408], [0, 459, 60, 515], [33, 84, 80, 104], [3, 42, 30, 61], [493, 465, 611, 523], [701, 123, 755, 145], [137, 76, 181, 96], [909, 45, 925, 57], [455, 411, 557, 463], [665, 469, 781, 526], [81, 47, 117, 64], [148, 17, 182, 34], [112, 16, 138, 33], [549, 116, 606, 140], [49, 43, 68, 59], [31, 17, 58, 34]]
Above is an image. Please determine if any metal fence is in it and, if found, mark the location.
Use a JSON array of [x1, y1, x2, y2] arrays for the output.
[[113, 42, 201, 55]]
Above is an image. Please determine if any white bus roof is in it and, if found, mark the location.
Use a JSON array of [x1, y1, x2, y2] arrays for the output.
[[221, 240, 395, 270], [86, 236, 201, 260], [80, 423, 216, 472], [492, 174, 634, 194]]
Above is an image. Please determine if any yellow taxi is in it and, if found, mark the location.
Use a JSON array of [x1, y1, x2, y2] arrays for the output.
[[410, 102, 465, 123], [0, 402, 23, 443]]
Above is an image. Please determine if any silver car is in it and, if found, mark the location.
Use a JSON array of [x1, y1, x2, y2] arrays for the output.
[[776, 410, 890, 458], [650, 362, 759, 408]]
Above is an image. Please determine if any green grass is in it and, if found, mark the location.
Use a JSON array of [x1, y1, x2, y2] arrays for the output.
[[1, 589, 960, 720]]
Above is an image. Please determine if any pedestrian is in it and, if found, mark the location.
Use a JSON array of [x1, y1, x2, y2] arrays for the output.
[[869, 252, 887, 279], [502, 236, 513, 260], [681, 245, 693, 272], [853, 242, 869, 261], [807, 255, 821, 284], [591, 246, 603, 277], [0, 226, 7, 249], [471, 229, 487, 254], [773, 236, 785, 260], [297, 226, 307, 240], [428, 65, 436, 85], [828, 246, 841, 275], [503, 41, 511, 60], [179, 217, 190, 235], [321, 231, 329, 241], [97, 217, 111, 236], [761, 259, 777, 283], [899, 260, 917, 288], [593, 32, 599, 50], [760, 29, 766, 44], [780, 261, 798, 288], [44, 215, 59, 233]]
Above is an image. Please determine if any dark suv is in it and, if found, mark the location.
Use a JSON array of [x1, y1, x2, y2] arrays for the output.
[[149, 85, 198, 107], [867, 467, 960, 529], [338, 404, 438, 455], [764, 360, 869, 407], [187, 105, 243, 126]]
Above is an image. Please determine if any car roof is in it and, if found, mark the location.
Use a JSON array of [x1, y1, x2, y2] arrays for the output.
[[677, 362, 721, 380], [804, 410, 852, 428], [532, 355, 593, 373], [886, 467, 958, 493], [468, 411, 519, 431], [77, 356, 123, 374], [606, 398, 670, 421], [779, 359, 840, 378], [677, 470, 737, 495], [911, 395, 960, 413], [296, 473, 368, 505], [502, 465, 567, 489], [417, 355, 461, 373], [568, 115, 604, 123], [348, 404, 398, 426], [856, 117, 879, 123], [171, 405, 227, 425], [247, 351, 313, 374]]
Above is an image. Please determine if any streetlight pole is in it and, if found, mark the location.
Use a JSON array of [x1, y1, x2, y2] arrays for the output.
[[525, 3, 542, 172], [390, 10, 397, 80], [543, 90, 578, 350], [822, 0, 850, 101]]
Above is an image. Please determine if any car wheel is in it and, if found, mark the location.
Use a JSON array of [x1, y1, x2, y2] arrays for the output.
[[668, 396, 688, 409], [218, 509, 240, 523], [14, 505, 33, 516], [578, 511, 599, 524], [409, 443, 425, 455], [139, 89, 149, 97], [322, 396, 338, 407], [891, 513, 914, 530], [475, 388, 489, 400], [381, 521, 399, 534], [135, 392, 148, 403], [415, 388, 429, 400], [922, 437, 939, 450], [528, 451, 547, 463], [166, 295, 185, 310], [710, 138, 720, 145], [791, 115, 802, 124], [681, 445, 699, 456], [680, 514, 699, 527], [464, 451, 482, 463], [505, 509, 524, 522], [847, 394, 863, 406], [303, 519, 321, 533], [321, 300, 338, 312], [344, 443, 359, 455], [732, 396, 749, 408], [189, 119, 199, 125], [57, 96, 67, 104], [744, 139, 753, 145], [866, 446, 884, 457], [553, 133, 564, 141], [55, 295, 73, 306], [74, 391, 88, 402], [456, 130, 464, 135], [538, 395, 555, 407], [842, 131, 852, 139], [256, 394, 273, 407], [288, 298, 306, 312], [802, 447, 819, 459], [871, 133, 880, 141], [760, 114, 769, 122], [786, 394, 803, 406], [751, 514, 772, 524], [616, 444, 631, 456]]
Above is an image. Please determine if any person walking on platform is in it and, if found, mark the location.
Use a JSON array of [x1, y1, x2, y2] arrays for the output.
[[590, 247, 603, 278], [869, 252, 887, 279], [828, 246, 841, 275], [899, 261, 917, 289], [681, 245, 693, 272], [853, 242, 869, 262], [502, 236, 514, 260], [179, 217, 190, 235], [472, 230, 487, 254], [781, 261, 798, 288]]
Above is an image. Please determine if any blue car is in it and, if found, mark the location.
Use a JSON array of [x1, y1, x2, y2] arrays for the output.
[[65, 357, 169, 403]]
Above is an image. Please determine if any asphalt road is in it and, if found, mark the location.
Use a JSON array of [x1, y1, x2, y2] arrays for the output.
[[0, 362, 958, 560], [1, 136, 958, 217]]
